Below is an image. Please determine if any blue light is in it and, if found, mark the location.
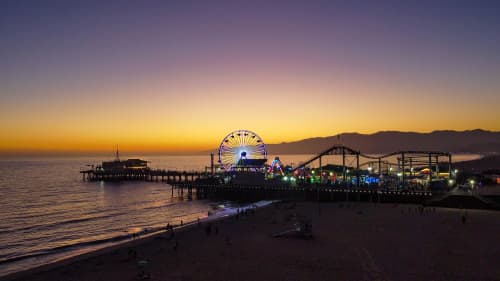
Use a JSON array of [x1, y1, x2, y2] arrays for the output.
[[364, 176, 380, 184]]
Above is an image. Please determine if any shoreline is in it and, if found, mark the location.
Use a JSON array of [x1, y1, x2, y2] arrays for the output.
[[2, 200, 275, 280]]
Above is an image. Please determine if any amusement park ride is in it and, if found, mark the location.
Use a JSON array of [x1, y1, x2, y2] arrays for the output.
[[217, 129, 269, 184], [218, 129, 268, 172], [216, 129, 455, 190]]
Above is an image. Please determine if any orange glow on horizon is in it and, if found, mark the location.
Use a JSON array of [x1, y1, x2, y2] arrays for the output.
[[2, 59, 499, 154]]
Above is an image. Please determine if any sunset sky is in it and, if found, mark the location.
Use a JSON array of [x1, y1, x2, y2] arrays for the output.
[[1, 0, 499, 154]]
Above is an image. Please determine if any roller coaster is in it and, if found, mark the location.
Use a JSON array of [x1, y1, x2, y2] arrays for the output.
[[290, 144, 453, 189]]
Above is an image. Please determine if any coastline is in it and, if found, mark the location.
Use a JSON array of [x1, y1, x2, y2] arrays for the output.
[[4, 201, 499, 281], [2, 200, 275, 281]]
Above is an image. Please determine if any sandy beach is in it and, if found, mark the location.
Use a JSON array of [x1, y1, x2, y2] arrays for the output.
[[4, 201, 500, 281]]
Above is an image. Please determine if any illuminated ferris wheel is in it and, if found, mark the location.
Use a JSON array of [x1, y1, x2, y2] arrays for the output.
[[218, 130, 267, 171]]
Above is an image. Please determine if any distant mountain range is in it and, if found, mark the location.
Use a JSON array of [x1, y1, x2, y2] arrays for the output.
[[265, 129, 500, 155]]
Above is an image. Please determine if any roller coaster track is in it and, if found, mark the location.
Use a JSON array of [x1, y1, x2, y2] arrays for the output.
[[292, 144, 451, 172]]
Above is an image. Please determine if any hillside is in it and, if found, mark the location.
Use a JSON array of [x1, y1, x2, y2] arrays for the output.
[[266, 129, 500, 154]]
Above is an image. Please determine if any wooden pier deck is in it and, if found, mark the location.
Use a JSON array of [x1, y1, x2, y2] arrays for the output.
[[80, 169, 207, 183]]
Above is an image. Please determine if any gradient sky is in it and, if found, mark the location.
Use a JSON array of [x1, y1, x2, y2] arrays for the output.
[[1, 0, 499, 154]]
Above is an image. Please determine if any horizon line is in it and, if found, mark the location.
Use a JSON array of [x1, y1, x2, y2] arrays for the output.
[[0, 128, 497, 157]]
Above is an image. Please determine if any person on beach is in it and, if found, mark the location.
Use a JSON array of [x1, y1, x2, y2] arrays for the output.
[[128, 248, 133, 260], [168, 226, 175, 240], [205, 223, 212, 236], [128, 248, 137, 260]]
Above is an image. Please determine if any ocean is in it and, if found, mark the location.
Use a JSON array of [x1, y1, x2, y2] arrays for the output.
[[0, 153, 480, 277]]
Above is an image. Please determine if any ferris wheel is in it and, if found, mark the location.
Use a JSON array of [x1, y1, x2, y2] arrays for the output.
[[218, 130, 267, 170]]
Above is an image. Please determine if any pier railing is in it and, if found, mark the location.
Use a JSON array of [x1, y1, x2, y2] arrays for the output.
[[80, 168, 207, 183]]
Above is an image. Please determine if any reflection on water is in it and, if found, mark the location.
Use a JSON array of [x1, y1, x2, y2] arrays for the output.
[[0, 156, 213, 277]]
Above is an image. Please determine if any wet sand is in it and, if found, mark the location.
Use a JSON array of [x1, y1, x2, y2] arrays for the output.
[[5, 202, 500, 281]]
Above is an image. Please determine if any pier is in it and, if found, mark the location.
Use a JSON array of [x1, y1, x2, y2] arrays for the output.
[[168, 182, 434, 204], [80, 132, 457, 205], [80, 166, 436, 204], [80, 169, 208, 183]]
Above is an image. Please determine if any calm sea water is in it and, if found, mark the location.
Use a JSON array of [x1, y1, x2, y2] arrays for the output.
[[0, 153, 480, 277]]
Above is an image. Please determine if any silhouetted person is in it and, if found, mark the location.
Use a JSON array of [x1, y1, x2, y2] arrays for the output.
[[128, 249, 137, 260], [128, 248, 134, 260], [205, 223, 212, 236], [462, 214, 466, 224]]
